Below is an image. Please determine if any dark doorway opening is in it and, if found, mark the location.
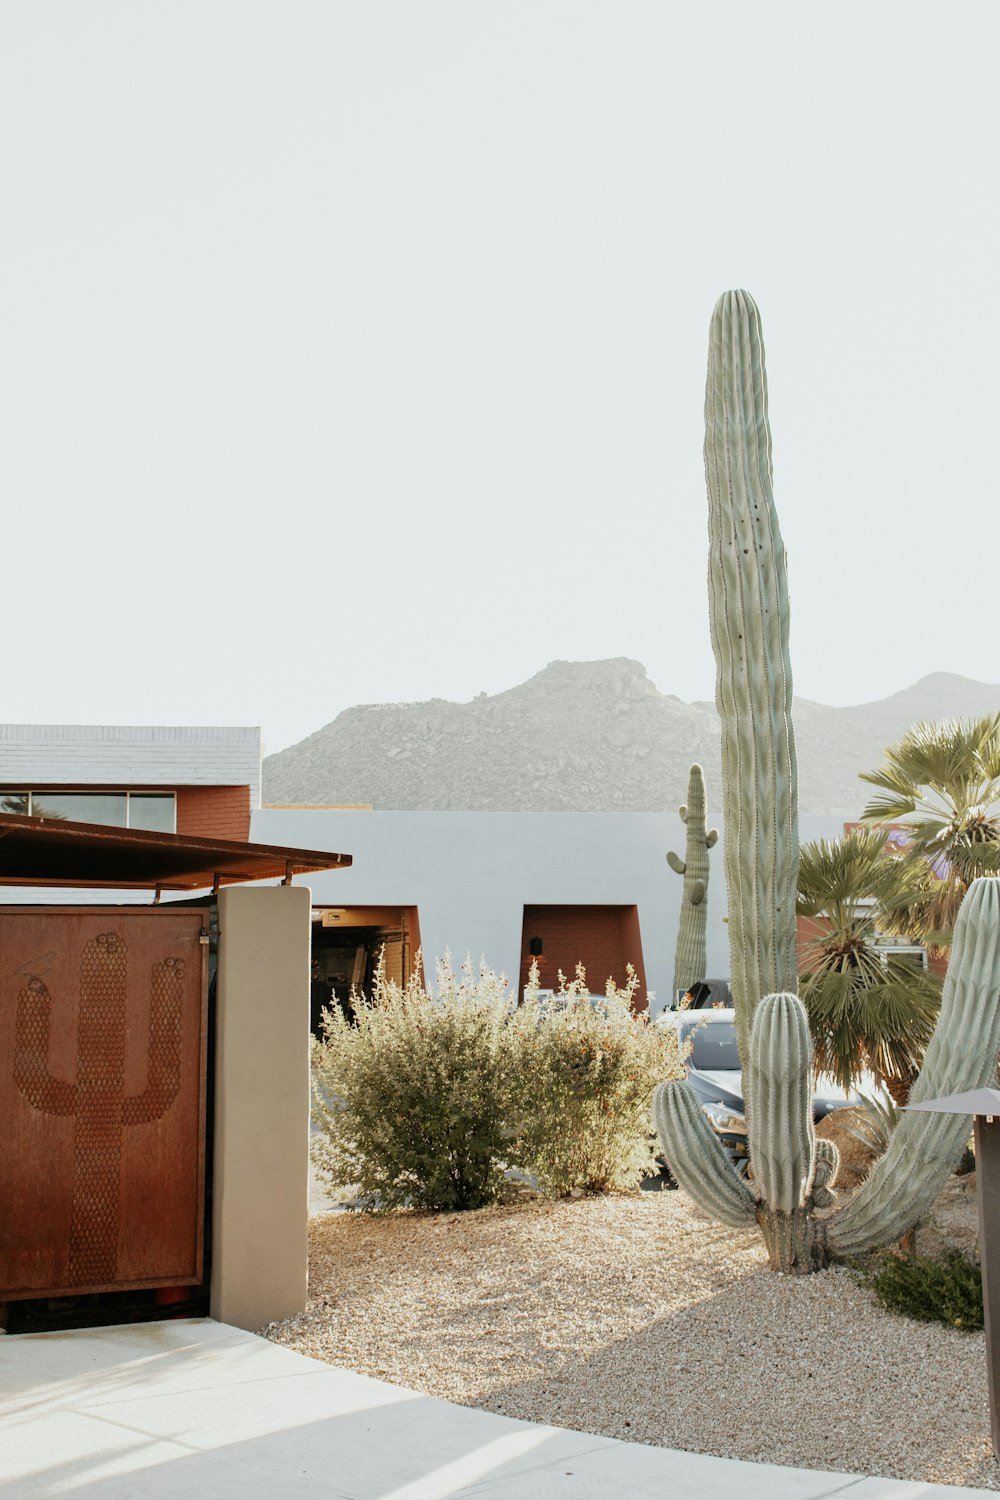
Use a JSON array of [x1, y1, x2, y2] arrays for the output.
[[310, 906, 421, 1033]]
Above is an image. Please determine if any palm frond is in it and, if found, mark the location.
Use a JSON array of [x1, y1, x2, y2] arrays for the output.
[[861, 717, 1000, 817], [847, 1092, 901, 1155], [856, 715, 1000, 949], [797, 829, 943, 1094], [797, 827, 903, 918]]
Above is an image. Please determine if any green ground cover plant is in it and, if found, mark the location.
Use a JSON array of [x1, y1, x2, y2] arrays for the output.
[[864, 1249, 983, 1331]]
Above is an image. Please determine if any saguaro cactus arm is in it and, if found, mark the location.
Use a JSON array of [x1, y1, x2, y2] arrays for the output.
[[828, 877, 1000, 1257], [704, 290, 799, 1065], [653, 1079, 758, 1228], [811, 1138, 839, 1209], [747, 992, 815, 1215]]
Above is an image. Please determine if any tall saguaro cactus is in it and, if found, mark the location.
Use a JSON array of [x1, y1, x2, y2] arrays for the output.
[[14, 932, 184, 1287], [654, 291, 1000, 1272], [667, 763, 718, 997], [704, 290, 798, 1070]]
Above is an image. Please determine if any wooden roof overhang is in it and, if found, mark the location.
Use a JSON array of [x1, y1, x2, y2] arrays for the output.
[[0, 812, 352, 893]]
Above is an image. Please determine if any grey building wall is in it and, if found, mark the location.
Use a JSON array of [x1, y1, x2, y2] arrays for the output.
[[0, 718, 848, 988], [251, 809, 848, 1013], [0, 725, 262, 807]]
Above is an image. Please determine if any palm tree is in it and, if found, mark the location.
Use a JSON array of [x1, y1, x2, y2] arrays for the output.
[[797, 827, 942, 1103], [858, 713, 1000, 948]]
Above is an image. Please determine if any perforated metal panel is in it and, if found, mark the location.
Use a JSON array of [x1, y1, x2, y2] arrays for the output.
[[1, 908, 207, 1300]]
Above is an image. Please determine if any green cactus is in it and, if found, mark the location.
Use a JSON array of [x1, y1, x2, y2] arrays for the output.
[[826, 874, 1000, 1257], [655, 990, 824, 1272], [651, 1078, 756, 1228], [654, 290, 1000, 1273], [810, 1138, 839, 1210], [657, 882, 1000, 1271], [704, 289, 798, 1073], [667, 764, 719, 998], [747, 992, 815, 1216]]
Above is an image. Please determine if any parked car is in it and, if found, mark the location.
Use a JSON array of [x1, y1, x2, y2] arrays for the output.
[[653, 1006, 869, 1179], [674, 977, 732, 1009]]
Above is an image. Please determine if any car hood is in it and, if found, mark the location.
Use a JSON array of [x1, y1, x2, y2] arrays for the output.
[[688, 1069, 745, 1109], [688, 1066, 873, 1117]]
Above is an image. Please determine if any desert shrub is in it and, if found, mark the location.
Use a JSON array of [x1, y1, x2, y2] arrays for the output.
[[864, 1249, 983, 1330], [511, 963, 687, 1195], [311, 952, 518, 1212]]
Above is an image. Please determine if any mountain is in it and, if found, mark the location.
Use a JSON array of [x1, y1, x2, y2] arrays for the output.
[[261, 661, 1000, 817]]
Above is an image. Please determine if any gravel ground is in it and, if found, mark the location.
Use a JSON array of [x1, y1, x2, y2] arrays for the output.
[[264, 1192, 999, 1490]]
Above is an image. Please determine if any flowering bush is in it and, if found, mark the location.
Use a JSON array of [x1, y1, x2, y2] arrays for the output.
[[511, 963, 687, 1195], [312, 952, 687, 1212], [311, 952, 518, 1212]]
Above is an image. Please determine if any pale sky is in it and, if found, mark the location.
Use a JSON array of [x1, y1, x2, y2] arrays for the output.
[[3, 2, 997, 754]]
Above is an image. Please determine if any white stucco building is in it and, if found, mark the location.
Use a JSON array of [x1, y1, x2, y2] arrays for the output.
[[1, 722, 850, 1012]]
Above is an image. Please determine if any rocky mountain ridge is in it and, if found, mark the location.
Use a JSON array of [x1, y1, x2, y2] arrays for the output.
[[262, 660, 1000, 817]]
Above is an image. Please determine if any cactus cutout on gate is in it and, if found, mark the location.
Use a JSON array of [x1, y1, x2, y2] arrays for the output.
[[14, 932, 184, 1287], [667, 763, 718, 998]]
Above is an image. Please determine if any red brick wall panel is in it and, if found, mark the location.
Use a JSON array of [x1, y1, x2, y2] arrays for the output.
[[618, 906, 649, 1011], [519, 905, 647, 1009], [797, 914, 829, 975], [175, 786, 251, 843]]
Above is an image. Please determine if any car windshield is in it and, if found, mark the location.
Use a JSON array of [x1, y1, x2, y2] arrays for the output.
[[689, 1020, 741, 1070]]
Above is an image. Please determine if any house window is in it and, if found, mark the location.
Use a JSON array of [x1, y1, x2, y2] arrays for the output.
[[0, 791, 176, 832], [127, 794, 176, 832], [31, 792, 128, 826]]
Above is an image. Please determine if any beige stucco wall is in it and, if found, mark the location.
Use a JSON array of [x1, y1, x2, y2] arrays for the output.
[[211, 884, 311, 1330]]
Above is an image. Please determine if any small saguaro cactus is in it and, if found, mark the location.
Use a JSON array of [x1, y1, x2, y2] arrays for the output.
[[667, 763, 718, 997]]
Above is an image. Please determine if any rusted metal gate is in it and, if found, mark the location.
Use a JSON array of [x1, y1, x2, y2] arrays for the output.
[[0, 907, 208, 1301]]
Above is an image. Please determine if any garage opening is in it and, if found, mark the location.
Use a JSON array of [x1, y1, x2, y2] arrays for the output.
[[518, 905, 648, 1011], [310, 906, 422, 1032]]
